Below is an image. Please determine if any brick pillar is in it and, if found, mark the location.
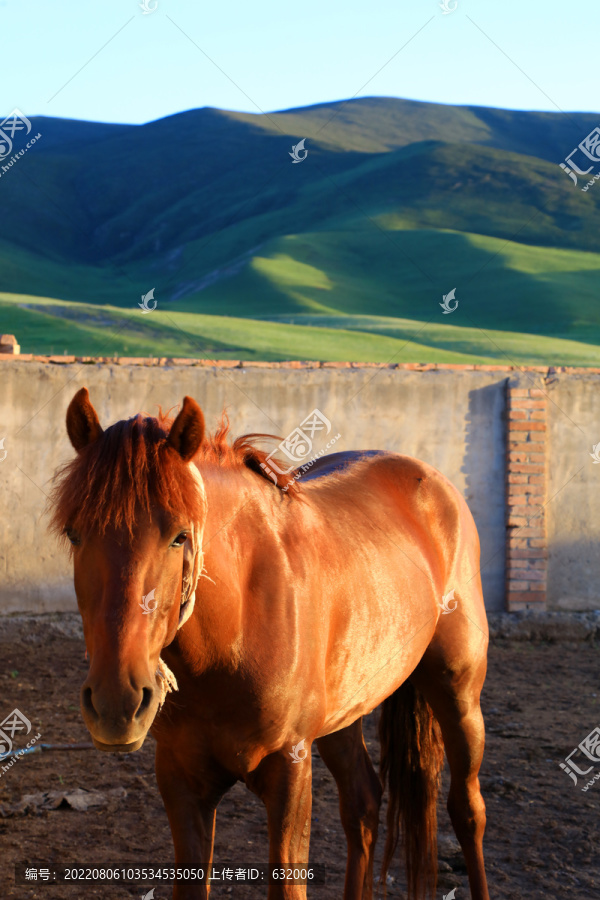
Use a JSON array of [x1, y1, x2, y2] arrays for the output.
[[505, 382, 547, 610]]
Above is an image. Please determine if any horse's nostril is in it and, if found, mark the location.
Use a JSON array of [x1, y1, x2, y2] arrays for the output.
[[135, 687, 153, 719], [81, 686, 98, 720]]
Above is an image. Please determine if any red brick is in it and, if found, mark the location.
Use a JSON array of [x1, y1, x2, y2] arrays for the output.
[[508, 453, 529, 463], [510, 568, 545, 581], [529, 582, 547, 591], [508, 421, 546, 432], [530, 410, 546, 420], [508, 484, 529, 494], [528, 475, 545, 484], [507, 441, 540, 452], [528, 539, 547, 548], [507, 516, 529, 527], [508, 474, 528, 484], [508, 409, 528, 419], [510, 526, 545, 537], [528, 453, 546, 463], [508, 559, 529, 568], [509, 399, 546, 409], [510, 464, 544, 474], [508, 549, 547, 559], [527, 432, 546, 443], [523, 484, 545, 494], [527, 494, 544, 505], [508, 580, 529, 591], [508, 594, 546, 608], [507, 497, 528, 509], [508, 538, 529, 549], [530, 559, 547, 568], [510, 506, 535, 519]]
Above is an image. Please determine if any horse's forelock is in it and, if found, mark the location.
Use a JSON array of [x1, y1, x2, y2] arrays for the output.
[[49, 411, 205, 541], [49, 410, 298, 542]]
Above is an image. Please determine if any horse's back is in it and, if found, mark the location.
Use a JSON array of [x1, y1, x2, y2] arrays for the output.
[[301, 448, 485, 629], [299, 449, 387, 482]]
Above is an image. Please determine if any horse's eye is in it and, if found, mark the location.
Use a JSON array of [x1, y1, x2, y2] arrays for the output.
[[65, 527, 80, 546], [172, 532, 188, 547]]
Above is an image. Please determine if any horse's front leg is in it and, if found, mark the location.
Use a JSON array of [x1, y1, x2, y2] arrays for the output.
[[155, 742, 235, 899], [246, 747, 313, 899]]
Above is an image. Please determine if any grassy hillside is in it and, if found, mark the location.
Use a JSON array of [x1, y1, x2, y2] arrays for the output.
[[3, 291, 600, 367], [1, 97, 599, 363]]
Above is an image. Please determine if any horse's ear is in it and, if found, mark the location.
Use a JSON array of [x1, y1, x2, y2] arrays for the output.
[[167, 396, 205, 462], [66, 387, 103, 453]]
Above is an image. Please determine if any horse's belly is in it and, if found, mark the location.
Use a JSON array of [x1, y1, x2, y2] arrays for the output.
[[317, 583, 438, 737]]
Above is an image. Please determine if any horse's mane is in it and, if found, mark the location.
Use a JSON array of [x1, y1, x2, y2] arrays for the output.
[[49, 409, 299, 544]]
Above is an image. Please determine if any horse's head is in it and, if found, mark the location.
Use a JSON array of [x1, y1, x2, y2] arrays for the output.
[[51, 388, 207, 752]]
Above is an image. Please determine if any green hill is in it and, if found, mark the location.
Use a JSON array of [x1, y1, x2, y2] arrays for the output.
[[1, 96, 599, 362]]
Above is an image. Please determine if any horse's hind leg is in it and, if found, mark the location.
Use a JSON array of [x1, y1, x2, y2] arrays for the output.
[[316, 719, 382, 900], [411, 619, 490, 900]]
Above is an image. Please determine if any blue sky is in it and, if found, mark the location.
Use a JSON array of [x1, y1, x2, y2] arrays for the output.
[[1, 0, 596, 125]]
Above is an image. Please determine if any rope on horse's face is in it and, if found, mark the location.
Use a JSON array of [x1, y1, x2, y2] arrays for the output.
[[156, 464, 206, 708]]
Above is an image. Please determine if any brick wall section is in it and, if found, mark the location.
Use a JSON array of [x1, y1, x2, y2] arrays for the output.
[[506, 383, 548, 611]]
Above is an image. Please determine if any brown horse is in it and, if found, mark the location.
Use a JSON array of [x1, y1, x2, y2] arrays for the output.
[[50, 388, 490, 900]]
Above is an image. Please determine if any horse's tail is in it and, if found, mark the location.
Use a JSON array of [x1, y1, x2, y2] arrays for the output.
[[378, 679, 444, 899]]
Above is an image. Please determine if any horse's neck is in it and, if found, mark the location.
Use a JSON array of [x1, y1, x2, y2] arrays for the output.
[[180, 467, 286, 660]]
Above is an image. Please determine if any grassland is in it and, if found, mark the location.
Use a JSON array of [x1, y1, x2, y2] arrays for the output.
[[1, 97, 599, 363]]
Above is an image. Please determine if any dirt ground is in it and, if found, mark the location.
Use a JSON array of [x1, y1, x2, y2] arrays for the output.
[[0, 614, 598, 899]]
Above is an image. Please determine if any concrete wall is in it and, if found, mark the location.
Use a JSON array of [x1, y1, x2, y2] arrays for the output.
[[0, 361, 509, 614], [546, 374, 600, 610]]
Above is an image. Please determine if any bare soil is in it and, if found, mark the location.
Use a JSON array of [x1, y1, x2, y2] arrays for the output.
[[0, 615, 598, 899]]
